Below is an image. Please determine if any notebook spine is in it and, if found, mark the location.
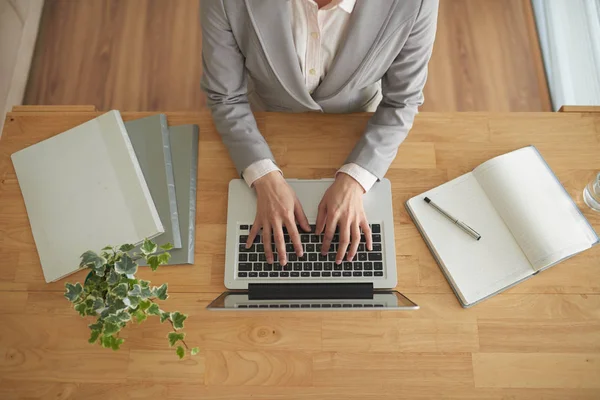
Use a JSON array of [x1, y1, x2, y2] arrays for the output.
[[113, 110, 164, 235], [160, 115, 183, 248], [187, 126, 200, 263]]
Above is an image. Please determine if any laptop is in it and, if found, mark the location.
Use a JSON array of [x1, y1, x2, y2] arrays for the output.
[[207, 178, 418, 311]]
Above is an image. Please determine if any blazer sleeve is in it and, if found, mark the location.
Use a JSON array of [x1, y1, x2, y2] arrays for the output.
[[200, 0, 276, 175], [344, 0, 439, 179]]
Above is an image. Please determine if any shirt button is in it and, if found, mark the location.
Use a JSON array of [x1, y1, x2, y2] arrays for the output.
[[311, 32, 319, 39], [309, 68, 317, 75]]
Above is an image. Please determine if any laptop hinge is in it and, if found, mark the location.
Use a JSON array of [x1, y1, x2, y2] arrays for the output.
[[248, 283, 373, 300]]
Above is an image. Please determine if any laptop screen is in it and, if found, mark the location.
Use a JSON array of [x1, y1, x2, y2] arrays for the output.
[[207, 291, 418, 310]]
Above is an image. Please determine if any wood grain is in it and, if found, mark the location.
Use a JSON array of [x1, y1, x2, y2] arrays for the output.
[[473, 353, 600, 389], [22, 0, 550, 112], [560, 106, 600, 113], [1, 108, 600, 398]]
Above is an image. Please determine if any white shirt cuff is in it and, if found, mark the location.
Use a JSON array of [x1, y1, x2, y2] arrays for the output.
[[243, 159, 282, 187], [337, 163, 378, 193]]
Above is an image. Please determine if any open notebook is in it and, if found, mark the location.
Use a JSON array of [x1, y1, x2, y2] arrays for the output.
[[406, 146, 599, 307]]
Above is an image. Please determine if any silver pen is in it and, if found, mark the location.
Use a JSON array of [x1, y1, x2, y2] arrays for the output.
[[424, 197, 481, 241]]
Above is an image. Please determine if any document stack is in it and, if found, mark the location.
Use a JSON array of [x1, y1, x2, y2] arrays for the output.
[[11, 111, 199, 282]]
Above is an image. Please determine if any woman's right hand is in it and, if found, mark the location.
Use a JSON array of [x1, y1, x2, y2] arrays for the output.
[[246, 171, 311, 265]]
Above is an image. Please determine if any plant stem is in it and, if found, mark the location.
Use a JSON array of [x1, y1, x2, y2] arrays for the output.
[[167, 318, 190, 350], [148, 298, 190, 350]]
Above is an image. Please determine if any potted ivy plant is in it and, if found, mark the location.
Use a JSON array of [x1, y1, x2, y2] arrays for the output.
[[64, 239, 198, 359]]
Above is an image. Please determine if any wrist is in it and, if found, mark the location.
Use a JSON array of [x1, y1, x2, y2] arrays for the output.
[[253, 170, 283, 190], [336, 172, 365, 194]]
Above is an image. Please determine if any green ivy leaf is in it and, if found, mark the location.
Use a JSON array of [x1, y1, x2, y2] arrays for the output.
[[170, 312, 187, 330], [84, 298, 94, 308], [160, 243, 174, 251], [129, 284, 142, 297], [139, 300, 151, 312], [111, 337, 124, 351], [140, 280, 151, 288], [80, 251, 106, 269], [141, 239, 158, 256], [176, 345, 185, 359], [190, 347, 199, 356], [119, 244, 135, 252], [109, 298, 127, 313], [130, 283, 151, 299], [158, 252, 171, 265], [92, 298, 104, 311], [114, 254, 137, 275], [89, 329, 101, 344], [104, 314, 120, 324], [140, 286, 152, 299], [160, 311, 170, 323], [115, 310, 131, 322], [147, 303, 161, 316], [104, 309, 130, 324], [153, 283, 168, 300], [102, 245, 113, 251], [94, 264, 107, 277], [89, 321, 104, 331], [103, 322, 120, 336], [168, 332, 185, 347], [146, 255, 160, 271], [84, 272, 102, 288], [106, 269, 120, 285], [112, 283, 129, 299], [133, 309, 147, 324], [127, 295, 141, 309], [74, 302, 87, 316], [101, 334, 124, 350], [64, 282, 83, 303]]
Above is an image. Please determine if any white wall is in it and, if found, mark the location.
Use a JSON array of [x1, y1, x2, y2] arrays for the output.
[[532, 0, 600, 110]]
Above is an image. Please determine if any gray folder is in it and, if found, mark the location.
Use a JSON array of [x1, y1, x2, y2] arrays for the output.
[[125, 115, 182, 251], [163, 124, 199, 264]]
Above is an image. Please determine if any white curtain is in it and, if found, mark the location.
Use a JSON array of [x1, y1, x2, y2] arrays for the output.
[[532, 0, 600, 110]]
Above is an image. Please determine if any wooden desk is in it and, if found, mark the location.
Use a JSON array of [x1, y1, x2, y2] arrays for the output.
[[1, 106, 599, 399]]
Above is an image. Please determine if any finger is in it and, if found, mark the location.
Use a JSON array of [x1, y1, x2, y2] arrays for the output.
[[322, 214, 338, 256], [336, 220, 350, 264], [361, 218, 373, 251], [246, 220, 261, 249], [294, 198, 311, 233], [316, 201, 327, 236], [347, 221, 361, 262], [262, 223, 273, 264], [286, 216, 304, 257], [273, 222, 287, 266]]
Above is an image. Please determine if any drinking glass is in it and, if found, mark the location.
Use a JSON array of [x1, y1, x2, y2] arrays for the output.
[[583, 172, 600, 212]]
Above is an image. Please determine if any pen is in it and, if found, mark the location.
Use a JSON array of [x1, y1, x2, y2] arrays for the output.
[[424, 197, 481, 240]]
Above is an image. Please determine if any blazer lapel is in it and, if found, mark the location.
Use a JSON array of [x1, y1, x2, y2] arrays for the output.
[[244, 0, 321, 110], [312, 0, 399, 100]]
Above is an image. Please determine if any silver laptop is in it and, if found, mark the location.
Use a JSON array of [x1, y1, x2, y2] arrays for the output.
[[207, 178, 418, 310]]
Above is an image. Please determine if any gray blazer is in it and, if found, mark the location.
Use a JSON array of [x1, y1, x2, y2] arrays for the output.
[[201, 0, 439, 179]]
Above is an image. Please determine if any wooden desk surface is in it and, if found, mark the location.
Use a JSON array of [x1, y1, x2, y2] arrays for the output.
[[1, 107, 599, 399]]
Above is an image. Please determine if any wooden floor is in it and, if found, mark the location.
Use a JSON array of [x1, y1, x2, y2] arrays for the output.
[[24, 0, 551, 112]]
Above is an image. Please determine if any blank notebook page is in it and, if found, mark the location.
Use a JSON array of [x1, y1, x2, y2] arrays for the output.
[[11, 111, 163, 282], [407, 173, 534, 305]]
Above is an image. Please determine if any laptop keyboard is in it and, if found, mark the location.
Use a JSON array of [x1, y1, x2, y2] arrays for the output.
[[236, 223, 384, 279]]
